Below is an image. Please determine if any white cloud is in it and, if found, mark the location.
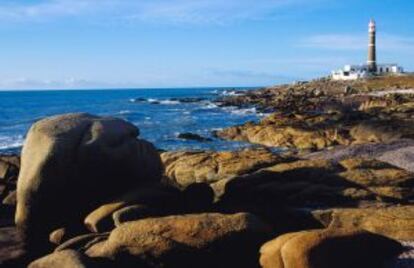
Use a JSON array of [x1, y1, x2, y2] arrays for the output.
[[0, 0, 314, 25], [300, 33, 414, 51], [0, 77, 111, 89]]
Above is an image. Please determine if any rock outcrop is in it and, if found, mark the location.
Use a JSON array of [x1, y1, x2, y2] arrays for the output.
[[15, 113, 163, 249], [312, 206, 414, 241], [259, 228, 402, 268], [84, 185, 182, 233], [161, 148, 282, 188], [218, 157, 414, 210], [86, 213, 272, 268], [4, 76, 414, 267]]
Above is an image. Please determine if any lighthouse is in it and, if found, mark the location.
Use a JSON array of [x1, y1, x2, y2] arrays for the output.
[[367, 19, 377, 72], [331, 19, 403, 80]]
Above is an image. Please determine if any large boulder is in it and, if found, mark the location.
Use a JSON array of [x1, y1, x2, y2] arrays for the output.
[[259, 228, 402, 268], [15, 113, 163, 249], [86, 212, 272, 268]]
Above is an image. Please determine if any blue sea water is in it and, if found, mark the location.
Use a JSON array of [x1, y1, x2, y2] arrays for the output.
[[0, 88, 264, 154]]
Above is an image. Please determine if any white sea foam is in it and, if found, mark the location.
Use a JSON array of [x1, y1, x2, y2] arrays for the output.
[[230, 107, 257, 115], [159, 100, 180, 105], [0, 135, 24, 151], [201, 102, 219, 109], [119, 110, 132, 115], [147, 98, 159, 103], [221, 90, 245, 96]]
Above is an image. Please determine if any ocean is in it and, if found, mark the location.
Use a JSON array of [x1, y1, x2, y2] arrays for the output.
[[0, 87, 264, 154]]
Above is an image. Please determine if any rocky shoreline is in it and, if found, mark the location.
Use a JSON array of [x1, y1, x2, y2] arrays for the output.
[[2, 75, 414, 267]]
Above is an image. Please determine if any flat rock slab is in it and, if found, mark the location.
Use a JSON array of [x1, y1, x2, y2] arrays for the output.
[[305, 139, 414, 172]]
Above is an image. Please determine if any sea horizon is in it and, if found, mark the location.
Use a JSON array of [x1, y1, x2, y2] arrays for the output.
[[0, 85, 266, 92]]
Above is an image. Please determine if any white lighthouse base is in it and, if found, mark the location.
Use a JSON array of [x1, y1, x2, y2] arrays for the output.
[[332, 64, 404, 81]]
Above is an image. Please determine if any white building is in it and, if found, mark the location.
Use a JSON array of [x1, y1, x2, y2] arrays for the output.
[[331, 19, 404, 81], [332, 64, 404, 81]]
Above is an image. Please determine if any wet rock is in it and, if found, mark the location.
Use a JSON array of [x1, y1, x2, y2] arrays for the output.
[[177, 132, 213, 142], [259, 228, 402, 268], [15, 113, 163, 250]]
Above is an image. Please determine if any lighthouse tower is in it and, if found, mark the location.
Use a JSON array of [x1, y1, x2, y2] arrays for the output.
[[367, 19, 377, 72], [331, 19, 404, 80]]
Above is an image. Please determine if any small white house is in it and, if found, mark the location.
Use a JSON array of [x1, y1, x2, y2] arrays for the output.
[[332, 64, 404, 81]]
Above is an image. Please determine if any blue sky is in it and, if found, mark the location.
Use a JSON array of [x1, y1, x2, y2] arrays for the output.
[[0, 0, 413, 89]]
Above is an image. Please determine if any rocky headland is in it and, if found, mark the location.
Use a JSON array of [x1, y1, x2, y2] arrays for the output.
[[2, 75, 414, 267]]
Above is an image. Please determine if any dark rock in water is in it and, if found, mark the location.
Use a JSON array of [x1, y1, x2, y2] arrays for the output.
[[130, 97, 147, 103], [170, 97, 207, 103], [177, 133, 213, 142]]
